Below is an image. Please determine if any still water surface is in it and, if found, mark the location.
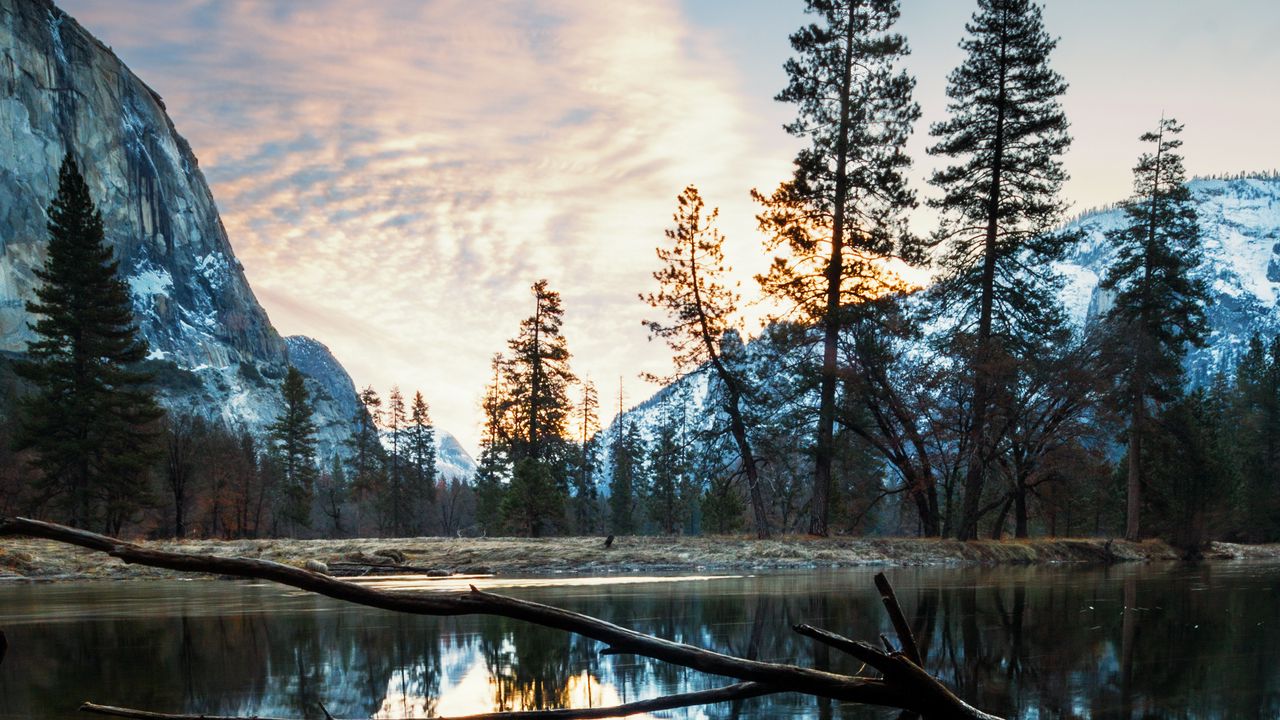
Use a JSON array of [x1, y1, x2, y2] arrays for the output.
[[2, 562, 1279, 719]]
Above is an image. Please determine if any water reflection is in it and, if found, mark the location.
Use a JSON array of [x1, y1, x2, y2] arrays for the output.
[[2, 563, 1279, 719]]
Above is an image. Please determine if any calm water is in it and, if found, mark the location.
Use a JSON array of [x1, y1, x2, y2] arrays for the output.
[[2, 562, 1279, 719]]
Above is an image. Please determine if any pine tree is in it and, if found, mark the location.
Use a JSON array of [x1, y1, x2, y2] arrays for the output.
[[504, 280, 577, 462], [501, 458, 564, 537], [646, 394, 690, 535], [1234, 334, 1280, 540], [608, 416, 646, 536], [317, 455, 347, 536], [407, 390, 438, 534], [927, 0, 1072, 539], [15, 152, 163, 532], [644, 185, 770, 537], [755, 0, 921, 536], [347, 385, 385, 502], [474, 354, 510, 534], [1101, 118, 1207, 540], [269, 366, 318, 534], [571, 379, 601, 534], [384, 385, 408, 535], [1146, 383, 1239, 550]]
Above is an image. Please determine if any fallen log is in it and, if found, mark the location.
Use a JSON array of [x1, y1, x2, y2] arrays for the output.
[[0, 516, 1002, 720]]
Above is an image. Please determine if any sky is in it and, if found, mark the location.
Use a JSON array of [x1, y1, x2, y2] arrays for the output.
[[59, 0, 1280, 453]]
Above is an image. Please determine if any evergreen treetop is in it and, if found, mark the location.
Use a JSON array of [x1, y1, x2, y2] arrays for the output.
[[928, 0, 1073, 346], [1102, 117, 1208, 405]]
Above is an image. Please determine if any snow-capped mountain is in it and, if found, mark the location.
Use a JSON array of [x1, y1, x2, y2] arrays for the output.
[[0, 0, 350, 456], [1058, 175, 1280, 383], [605, 174, 1280, 451], [376, 427, 478, 482], [436, 431, 478, 481]]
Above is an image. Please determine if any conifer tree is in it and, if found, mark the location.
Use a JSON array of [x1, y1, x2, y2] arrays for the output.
[[345, 385, 386, 533], [571, 379, 601, 533], [1234, 334, 1280, 540], [503, 280, 577, 463], [755, 0, 921, 536], [647, 394, 690, 535], [407, 390, 438, 532], [928, 0, 1072, 539], [474, 354, 510, 534], [608, 416, 646, 536], [317, 455, 347, 535], [501, 458, 564, 537], [384, 385, 408, 534], [269, 366, 318, 534], [1145, 384, 1239, 550], [644, 186, 770, 537], [347, 386, 385, 497], [1101, 118, 1207, 540], [15, 152, 163, 531]]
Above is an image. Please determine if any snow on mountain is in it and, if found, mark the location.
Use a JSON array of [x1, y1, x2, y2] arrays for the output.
[[1057, 175, 1280, 382], [376, 428, 478, 482], [436, 430, 477, 481]]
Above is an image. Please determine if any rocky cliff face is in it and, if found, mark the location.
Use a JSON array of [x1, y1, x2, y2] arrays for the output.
[[0, 0, 360, 454]]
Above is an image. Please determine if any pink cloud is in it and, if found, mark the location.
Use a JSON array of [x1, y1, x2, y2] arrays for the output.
[[60, 0, 797, 450]]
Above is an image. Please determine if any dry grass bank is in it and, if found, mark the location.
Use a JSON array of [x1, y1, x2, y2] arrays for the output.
[[5, 533, 1276, 582]]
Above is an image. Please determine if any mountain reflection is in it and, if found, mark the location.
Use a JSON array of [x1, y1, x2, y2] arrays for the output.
[[2, 564, 1280, 719]]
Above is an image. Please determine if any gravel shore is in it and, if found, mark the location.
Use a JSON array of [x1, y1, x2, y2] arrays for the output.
[[4, 533, 1278, 581]]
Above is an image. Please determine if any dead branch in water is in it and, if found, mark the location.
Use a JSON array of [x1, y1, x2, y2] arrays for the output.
[[0, 516, 1003, 720]]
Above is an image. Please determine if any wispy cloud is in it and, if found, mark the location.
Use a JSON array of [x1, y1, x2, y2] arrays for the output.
[[62, 0, 797, 449]]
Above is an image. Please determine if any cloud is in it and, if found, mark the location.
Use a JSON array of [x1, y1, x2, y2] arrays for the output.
[[61, 0, 796, 450]]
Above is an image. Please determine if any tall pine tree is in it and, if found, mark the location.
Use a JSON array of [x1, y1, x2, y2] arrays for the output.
[[407, 390, 438, 533], [15, 153, 163, 532], [384, 385, 408, 534], [474, 354, 510, 534], [1101, 118, 1207, 540], [269, 366, 318, 535], [755, 0, 921, 536], [927, 0, 1072, 539], [571, 379, 601, 534], [644, 185, 770, 537], [504, 280, 576, 463]]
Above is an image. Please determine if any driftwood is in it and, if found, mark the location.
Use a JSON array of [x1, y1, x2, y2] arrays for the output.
[[0, 516, 1003, 720]]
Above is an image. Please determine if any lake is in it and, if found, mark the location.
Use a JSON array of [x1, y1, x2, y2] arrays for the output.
[[1, 562, 1279, 719]]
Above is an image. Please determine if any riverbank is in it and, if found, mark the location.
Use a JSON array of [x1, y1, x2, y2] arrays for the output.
[[4, 534, 1280, 581]]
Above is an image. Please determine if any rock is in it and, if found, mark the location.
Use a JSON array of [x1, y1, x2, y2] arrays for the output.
[[0, 0, 361, 457], [304, 559, 329, 575]]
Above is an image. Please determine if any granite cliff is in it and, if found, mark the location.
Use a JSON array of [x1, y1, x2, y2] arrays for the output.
[[0, 0, 359, 454]]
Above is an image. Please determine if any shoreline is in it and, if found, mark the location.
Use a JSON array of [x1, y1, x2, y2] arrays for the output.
[[3, 534, 1279, 582]]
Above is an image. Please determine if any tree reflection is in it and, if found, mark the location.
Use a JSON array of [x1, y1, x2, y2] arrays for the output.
[[3, 567, 1280, 720]]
